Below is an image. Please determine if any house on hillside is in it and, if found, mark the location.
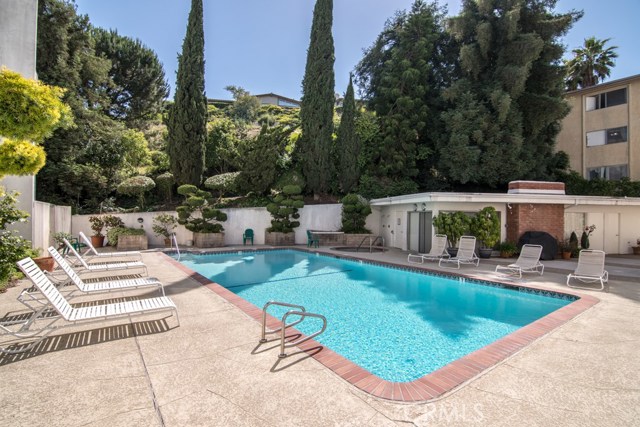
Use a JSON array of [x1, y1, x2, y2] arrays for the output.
[[255, 93, 300, 108], [556, 74, 640, 180]]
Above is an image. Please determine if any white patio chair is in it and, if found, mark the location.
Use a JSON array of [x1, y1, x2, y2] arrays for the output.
[[63, 238, 148, 276], [408, 234, 450, 264], [1, 257, 178, 354], [49, 246, 163, 295], [439, 236, 479, 269], [79, 231, 142, 260], [495, 244, 544, 278], [567, 249, 608, 290]]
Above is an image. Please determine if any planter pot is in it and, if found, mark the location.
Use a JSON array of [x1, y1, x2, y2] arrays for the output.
[[193, 232, 225, 248], [500, 251, 514, 258], [265, 231, 294, 246], [478, 248, 493, 259], [117, 234, 148, 251], [446, 247, 458, 257], [91, 235, 105, 248], [164, 238, 172, 248], [561, 251, 572, 260], [632, 246, 640, 255], [33, 256, 55, 272]]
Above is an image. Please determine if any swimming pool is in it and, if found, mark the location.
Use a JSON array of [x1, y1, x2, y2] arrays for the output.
[[176, 249, 573, 383]]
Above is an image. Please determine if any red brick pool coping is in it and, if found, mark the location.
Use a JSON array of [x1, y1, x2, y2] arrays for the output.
[[161, 250, 599, 402]]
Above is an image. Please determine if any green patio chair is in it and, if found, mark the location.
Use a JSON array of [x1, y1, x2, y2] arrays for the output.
[[307, 230, 319, 248], [243, 228, 254, 245]]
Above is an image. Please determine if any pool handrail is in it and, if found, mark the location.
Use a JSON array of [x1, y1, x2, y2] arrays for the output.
[[260, 301, 306, 343], [279, 310, 327, 359]]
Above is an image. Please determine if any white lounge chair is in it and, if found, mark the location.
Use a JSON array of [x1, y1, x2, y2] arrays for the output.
[[48, 246, 163, 295], [63, 238, 147, 276], [567, 249, 608, 290], [495, 244, 544, 278], [1, 257, 178, 354], [79, 231, 142, 260], [408, 234, 450, 264], [439, 236, 479, 269]]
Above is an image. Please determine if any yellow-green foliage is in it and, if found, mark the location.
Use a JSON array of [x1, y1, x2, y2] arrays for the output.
[[0, 67, 72, 142], [0, 139, 46, 177]]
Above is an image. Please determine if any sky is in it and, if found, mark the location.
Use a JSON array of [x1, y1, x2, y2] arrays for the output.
[[74, 0, 640, 101]]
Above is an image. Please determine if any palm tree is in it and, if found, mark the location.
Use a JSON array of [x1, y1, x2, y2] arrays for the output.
[[564, 37, 618, 90]]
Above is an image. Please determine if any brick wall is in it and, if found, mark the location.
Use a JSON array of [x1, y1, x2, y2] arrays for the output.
[[506, 204, 564, 244]]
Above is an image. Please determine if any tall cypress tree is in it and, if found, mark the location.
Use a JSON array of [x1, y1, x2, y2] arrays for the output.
[[167, 0, 207, 186], [337, 75, 360, 193], [299, 0, 335, 195], [439, 0, 579, 187]]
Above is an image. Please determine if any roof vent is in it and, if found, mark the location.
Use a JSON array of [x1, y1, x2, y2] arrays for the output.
[[508, 181, 565, 195]]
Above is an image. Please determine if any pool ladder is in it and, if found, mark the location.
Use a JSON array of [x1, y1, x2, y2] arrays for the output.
[[356, 235, 385, 253], [170, 232, 180, 261], [260, 301, 327, 359]]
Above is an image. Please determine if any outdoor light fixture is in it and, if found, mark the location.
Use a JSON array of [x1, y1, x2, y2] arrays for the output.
[[413, 203, 418, 211], [137, 217, 144, 228], [421, 203, 427, 211]]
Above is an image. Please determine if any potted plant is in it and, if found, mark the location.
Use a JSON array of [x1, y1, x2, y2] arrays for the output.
[[32, 248, 55, 272], [632, 238, 640, 255], [88, 215, 106, 248], [432, 211, 471, 257], [152, 213, 178, 247], [581, 224, 596, 249], [469, 206, 500, 258], [569, 231, 579, 257], [558, 238, 572, 260], [340, 194, 373, 246], [176, 185, 227, 247], [498, 241, 517, 258], [52, 231, 73, 251], [265, 185, 304, 246]]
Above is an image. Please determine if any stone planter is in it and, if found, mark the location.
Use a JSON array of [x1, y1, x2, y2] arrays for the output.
[[343, 233, 375, 247], [193, 232, 225, 248], [265, 231, 294, 246], [447, 247, 459, 257], [117, 234, 148, 251]]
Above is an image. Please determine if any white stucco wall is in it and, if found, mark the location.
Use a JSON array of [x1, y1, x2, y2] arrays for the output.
[[71, 204, 380, 247]]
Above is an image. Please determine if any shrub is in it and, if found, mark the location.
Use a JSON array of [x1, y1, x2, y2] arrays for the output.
[[357, 174, 418, 199], [176, 185, 227, 233], [116, 175, 156, 209], [469, 206, 500, 248], [340, 194, 371, 233], [0, 191, 36, 286], [433, 211, 471, 248], [0, 139, 47, 178], [107, 226, 145, 246], [204, 172, 240, 197], [152, 213, 178, 238], [155, 172, 174, 203], [266, 185, 304, 233], [273, 170, 306, 192], [88, 214, 125, 237]]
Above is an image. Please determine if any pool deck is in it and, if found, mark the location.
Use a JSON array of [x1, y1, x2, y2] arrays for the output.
[[1, 246, 638, 426]]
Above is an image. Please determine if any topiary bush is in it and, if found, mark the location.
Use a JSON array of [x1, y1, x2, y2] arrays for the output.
[[0, 139, 47, 177], [176, 185, 227, 233], [266, 185, 304, 233], [340, 194, 371, 233], [155, 172, 175, 204], [107, 226, 145, 246], [116, 175, 156, 209], [204, 171, 241, 197]]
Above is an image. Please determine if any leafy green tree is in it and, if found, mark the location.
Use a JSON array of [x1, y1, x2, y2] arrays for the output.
[[166, 0, 207, 186], [92, 28, 170, 126], [439, 0, 579, 188], [565, 37, 618, 90], [236, 125, 292, 195], [116, 175, 156, 209], [205, 116, 240, 175], [155, 172, 175, 203], [299, 0, 335, 195], [355, 1, 454, 194], [0, 191, 36, 286], [336, 75, 360, 193], [224, 85, 261, 124]]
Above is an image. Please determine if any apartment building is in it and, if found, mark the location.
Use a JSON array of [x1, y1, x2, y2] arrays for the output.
[[556, 74, 640, 180]]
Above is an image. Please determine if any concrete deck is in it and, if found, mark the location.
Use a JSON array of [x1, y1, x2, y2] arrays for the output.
[[1, 247, 638, 426]]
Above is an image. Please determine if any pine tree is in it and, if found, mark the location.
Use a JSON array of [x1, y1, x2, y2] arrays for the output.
[[439, 0, 579, 188], [354, 1, 454, 195], [299, 0, 335, 195], [336, 75, 360, 193], [167, 0, 207, 186]]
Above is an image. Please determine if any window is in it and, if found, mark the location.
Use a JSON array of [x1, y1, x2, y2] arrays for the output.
[[586, 88, 627, 111], [587, 164, 628, 180], [586, 126, 628, 146]]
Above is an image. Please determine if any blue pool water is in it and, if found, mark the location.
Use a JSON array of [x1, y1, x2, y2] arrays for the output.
[[177, 250, 571, 382]]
